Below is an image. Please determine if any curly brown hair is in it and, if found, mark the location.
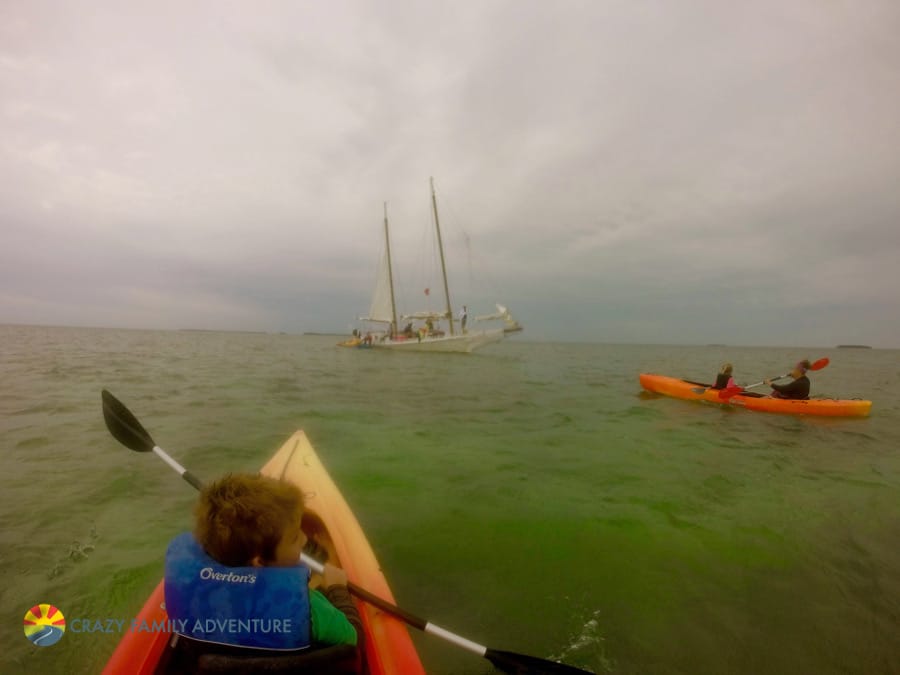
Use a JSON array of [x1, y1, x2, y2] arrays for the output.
[[194, 473, 304, 567]]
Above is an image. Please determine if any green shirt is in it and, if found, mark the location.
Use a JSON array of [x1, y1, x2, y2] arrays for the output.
[[309, 589, 358, 646]]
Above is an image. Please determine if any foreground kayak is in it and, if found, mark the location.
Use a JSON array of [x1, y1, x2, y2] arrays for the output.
[[639, 374, 872, 418], [102, 430, 425, 675]]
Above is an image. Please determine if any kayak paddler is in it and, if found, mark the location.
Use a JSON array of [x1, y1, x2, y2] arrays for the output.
[[164, 473, 361, 666], [766, 359, 812, 400], [711, 362, 736, 390]]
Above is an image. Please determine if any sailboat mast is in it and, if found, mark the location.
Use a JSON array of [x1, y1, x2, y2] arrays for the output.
[[430, 177, 455, 335], [384, 202, 398, 336]]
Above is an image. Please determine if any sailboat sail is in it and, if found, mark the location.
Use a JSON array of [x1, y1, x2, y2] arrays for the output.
[[360, 203, 397, 327], [362, 248, 394, 323]]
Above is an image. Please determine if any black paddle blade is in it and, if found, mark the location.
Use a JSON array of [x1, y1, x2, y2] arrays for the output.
[[101, 389, 156, 453], [486, 648, 595, 675]]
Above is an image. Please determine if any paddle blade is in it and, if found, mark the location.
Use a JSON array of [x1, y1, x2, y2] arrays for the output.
[[810, 357, 829, 371], [717, 385, 744, 400], [101, 389, 156, 452], [485, 648, 595, 675]]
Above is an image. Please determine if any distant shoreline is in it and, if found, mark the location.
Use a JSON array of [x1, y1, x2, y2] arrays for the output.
[[179, 328, 268, 334], [0, 324, 893, 348]]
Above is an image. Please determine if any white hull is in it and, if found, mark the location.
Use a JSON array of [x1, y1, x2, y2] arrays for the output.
[[371, 328, 505, 353]]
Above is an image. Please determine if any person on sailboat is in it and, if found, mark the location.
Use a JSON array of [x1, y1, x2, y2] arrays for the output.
[[459, 306, 468, 334]]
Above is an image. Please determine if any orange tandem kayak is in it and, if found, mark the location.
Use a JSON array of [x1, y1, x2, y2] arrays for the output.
[[102, 430, 425, 675], [639, 374, 872, 418]]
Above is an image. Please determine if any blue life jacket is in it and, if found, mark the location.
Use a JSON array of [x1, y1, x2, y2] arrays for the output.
[[164, 532, 312, 651]]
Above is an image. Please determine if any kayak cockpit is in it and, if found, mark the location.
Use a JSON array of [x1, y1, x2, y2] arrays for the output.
[[153, 633, 361, 674]]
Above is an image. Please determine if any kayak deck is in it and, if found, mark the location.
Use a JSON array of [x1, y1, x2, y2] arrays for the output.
[[102, 430, 424, 674], [639, 374, 872, 417], [260, 431, 424, 675]]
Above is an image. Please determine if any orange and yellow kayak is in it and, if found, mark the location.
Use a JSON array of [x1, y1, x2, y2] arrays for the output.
[[639, 374, 872, 418], [102, 431, 425, 675]]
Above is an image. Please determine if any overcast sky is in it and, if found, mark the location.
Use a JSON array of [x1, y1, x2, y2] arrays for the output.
[[3, 1, 899, 347]]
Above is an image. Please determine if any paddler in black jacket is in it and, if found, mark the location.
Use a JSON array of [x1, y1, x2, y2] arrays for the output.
[[766, 360, 811, 399]]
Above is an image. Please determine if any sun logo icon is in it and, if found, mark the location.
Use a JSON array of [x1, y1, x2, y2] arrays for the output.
[[23, 604, 66, 647]]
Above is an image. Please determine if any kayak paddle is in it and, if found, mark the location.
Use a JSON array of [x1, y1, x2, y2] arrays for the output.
[[717, 357, 830, 400], [101, 389, 595, 675]]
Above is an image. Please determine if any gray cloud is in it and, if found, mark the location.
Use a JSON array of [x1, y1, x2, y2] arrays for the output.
[[2, 0, 899, 346]]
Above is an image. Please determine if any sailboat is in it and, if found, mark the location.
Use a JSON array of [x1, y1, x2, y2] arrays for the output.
[[342, 178, 521, 353]]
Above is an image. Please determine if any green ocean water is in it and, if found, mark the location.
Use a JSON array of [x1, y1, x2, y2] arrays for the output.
[[1, 324, 898, 675]]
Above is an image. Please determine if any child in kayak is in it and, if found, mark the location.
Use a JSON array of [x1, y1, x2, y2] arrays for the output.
[[711, 363, 736, 390], [164, 473, 360, 659], [766, 360, 811, 399]]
